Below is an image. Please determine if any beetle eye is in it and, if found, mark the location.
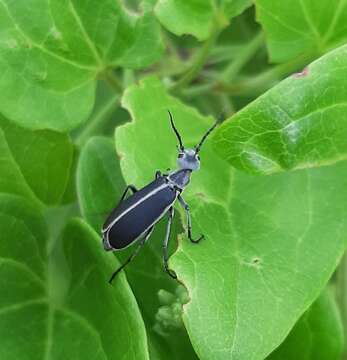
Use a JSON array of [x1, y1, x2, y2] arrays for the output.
[[178, 153, 184, 158], [197, 155, 200, 160]]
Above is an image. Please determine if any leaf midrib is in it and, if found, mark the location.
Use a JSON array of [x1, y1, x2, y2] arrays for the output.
[[67, 0, 104, 68], [256, 4, 313, 41]]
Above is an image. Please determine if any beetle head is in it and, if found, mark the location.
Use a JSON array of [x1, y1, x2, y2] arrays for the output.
[[168, 110, 218, 171], [177, 148, 200, 171]]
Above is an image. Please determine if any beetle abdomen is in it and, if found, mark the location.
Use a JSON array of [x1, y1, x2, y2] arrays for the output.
[[104, 177, 177, 249]]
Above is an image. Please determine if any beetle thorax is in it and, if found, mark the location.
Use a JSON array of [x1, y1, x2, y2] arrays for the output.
[[167, 169, 192, 190]]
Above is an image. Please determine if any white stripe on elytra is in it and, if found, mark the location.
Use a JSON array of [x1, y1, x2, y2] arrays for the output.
[[102, 182, 171, 233], [106, 200, 177, 251]]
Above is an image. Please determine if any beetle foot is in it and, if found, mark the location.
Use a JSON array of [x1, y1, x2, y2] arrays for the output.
[[165, 268, 177, 279], [190, 234, 204, 244]]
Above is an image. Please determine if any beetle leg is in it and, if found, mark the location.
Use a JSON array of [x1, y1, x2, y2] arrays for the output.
[[108, 226, 153, 284], [155, 170, 162, 179], [178, 195, 204, 244], [120, 184, 138, 202], [163, 207, 177, 279], [144, 226, 154, 241]]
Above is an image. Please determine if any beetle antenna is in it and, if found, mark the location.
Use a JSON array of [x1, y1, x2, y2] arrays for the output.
[[168, 110, 184, 151], [195, 121, 219, 153]]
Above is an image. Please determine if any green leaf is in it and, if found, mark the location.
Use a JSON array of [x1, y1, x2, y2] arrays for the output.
[[77, 136, 125, 230], [77, 135, 199, 360], [256, 0, 347, 62], [0, 0, 163, 131], [213, 45, 347, 175], [0, 193, 149, 359], [117, 76, 347, 360], [155, 0, 252, 41], [0, 116, 74, 205], [0, 127, 38, 204], [224, 0, 254, 20], [62, 218, 150, 360], [267, 289, 344, 360]]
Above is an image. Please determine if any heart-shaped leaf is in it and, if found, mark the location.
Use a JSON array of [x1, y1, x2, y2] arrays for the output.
[[0, 0, 163, 131], [0, 194, 149, 359], [213, 45, 347, 175], [116, 76, 347, 360]]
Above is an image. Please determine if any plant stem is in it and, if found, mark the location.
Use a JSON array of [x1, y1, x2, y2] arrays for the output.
[[218, 52, 314, 96], [104, 69, 123, 92], [182, 82, 215, 98], [123, 69, 135, 88], [170, 24, 221, 92], [219, 93, 235, 117], [181, 31, 264, 99], [75, 94, 120, 147], [182, 47, 315, 99], [220, 31, 264, 81], [209, 44, 243, 64]]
